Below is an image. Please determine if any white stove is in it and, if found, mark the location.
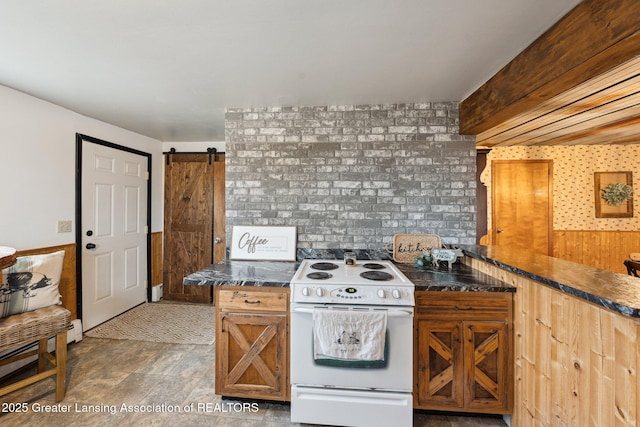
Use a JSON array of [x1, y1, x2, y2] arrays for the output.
[[290, 259, 415, 306], [290, 258, 415, 427]]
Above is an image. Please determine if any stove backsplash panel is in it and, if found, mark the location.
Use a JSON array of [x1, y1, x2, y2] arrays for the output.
[[225, 102, 476, 250]]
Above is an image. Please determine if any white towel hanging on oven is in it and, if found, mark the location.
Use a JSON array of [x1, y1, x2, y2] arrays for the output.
[[313, 308, 387, 361]]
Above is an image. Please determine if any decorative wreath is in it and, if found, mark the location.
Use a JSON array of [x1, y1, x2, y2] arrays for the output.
[[601, 182, 633, 206]]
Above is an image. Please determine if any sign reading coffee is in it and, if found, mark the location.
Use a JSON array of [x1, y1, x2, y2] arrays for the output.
[[230, 226, 297, 261]]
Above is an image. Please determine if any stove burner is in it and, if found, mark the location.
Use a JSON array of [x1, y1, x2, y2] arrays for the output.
[[362, 263, 386, 270], [310, 262, 339, 271], [360, 271, 394, 281], [307, 272, 333, 280]]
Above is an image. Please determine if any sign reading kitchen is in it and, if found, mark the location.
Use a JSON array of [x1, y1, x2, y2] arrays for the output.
[[230, 226, 297, 261]]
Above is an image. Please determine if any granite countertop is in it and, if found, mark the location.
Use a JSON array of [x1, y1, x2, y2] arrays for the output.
[[396, 262, 515, 292], [183, 257, 513, 292], [183, 260, 299, 287], [461, 244, 640, 318]]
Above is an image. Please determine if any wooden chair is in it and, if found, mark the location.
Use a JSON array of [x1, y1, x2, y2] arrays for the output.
[[0, 305, 71, 401], [624, 259, 640, 278]]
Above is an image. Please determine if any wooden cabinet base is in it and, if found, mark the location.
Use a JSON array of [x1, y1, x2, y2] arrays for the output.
[[215, 287, 290, 401], [415, 292, 513, 414]]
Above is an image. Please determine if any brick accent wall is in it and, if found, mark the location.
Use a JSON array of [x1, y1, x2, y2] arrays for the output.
[[225, 103, 476, 250]]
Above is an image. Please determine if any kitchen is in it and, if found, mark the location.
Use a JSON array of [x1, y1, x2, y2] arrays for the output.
[[2, 0, 640, 426]]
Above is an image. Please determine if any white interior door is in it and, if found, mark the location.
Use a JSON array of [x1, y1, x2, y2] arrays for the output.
[[81, 141, 148, 330]]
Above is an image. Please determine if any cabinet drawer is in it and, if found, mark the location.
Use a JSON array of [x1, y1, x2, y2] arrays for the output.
[[218, 289, 288, 312], [416, 292, 511, 318]]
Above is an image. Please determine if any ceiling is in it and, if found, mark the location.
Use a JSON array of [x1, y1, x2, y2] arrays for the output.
[[0, 0, 581, 142]]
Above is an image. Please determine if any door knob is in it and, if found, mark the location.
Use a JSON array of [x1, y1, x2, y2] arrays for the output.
[[86, 243, 96, 249], [496, 228, 504, 234], [214, 237, 222, 244]]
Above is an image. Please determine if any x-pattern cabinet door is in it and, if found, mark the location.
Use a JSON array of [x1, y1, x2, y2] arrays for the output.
[[463, 320, 509, 412], [414, 291, 512, 414], [217, 311, 288, 400], [416, 319, 464, 409]]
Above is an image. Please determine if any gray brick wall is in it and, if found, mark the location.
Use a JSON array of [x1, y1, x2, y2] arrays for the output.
[[225, 103, 477, 250]]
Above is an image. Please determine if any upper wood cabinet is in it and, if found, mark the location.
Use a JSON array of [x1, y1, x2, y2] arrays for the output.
[[415, 291, 513, 414]]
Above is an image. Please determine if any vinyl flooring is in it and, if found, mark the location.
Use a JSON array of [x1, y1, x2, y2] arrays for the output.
[[0, 336, 507, 427]]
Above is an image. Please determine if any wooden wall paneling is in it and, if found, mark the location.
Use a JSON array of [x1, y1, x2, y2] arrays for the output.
[[552, 230, 568, 262], [151, 231, 163, 287], [549, 291, 570, 423], [464, 256, 640, 426], [212, 156, 226, 263], [534, 282, 552, 424], [520, 275, 536, 424], [552, 230, 640, 275], [16, 244, 76, 320], [461, 0, 640, 136], [588, 231, 603, 269], [618, 314, 639, 425]]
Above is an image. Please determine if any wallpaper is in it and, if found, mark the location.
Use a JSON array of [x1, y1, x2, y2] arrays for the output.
[[482, 145, 640, 231]]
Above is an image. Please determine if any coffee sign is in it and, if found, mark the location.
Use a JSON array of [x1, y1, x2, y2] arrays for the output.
[[230, 226, 297, 261]]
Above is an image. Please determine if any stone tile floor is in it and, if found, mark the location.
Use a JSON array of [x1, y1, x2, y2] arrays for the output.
[[0, 336, 507, 426]]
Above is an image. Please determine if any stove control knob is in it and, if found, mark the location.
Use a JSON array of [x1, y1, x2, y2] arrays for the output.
[[316, 287, 325, 297], [377, 289, 386, 299], [392, 289, 401, 299], [302, 287, 310, 297]]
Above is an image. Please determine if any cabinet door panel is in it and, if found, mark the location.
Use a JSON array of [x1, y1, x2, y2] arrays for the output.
[[217, 312, 288, 400], [416, 320, 464, 409], [463, 320, 509, 412]]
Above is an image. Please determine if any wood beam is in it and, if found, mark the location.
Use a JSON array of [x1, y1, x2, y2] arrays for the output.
[[460, 0, 640, 135]]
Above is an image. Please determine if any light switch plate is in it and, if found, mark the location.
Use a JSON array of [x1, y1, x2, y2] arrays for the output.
[[57, 220, 72, 233]]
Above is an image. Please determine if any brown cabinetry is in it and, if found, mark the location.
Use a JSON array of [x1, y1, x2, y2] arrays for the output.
[[215, 287, 290, 401], [415, 291, 512, 414]]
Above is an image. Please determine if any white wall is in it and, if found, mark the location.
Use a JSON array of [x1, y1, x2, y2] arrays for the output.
[[0, 84, 164, 250]]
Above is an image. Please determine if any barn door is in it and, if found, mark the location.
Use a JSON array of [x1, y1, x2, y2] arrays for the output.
[[163, 153, 225, 303], [491, 160, 553, 256]]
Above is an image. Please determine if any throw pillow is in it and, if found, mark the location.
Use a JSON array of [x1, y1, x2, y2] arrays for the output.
[[0, 250, 64, 318]]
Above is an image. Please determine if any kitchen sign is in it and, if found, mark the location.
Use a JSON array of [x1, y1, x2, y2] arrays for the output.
[[230, 226, 297, 261], [389, 233, 443, 263]]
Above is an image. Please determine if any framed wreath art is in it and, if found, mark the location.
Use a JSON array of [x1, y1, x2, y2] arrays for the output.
[[594, 171, 634, 218]]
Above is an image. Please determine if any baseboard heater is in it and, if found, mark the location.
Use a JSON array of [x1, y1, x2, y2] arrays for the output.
[[0, 318, 83, 379]]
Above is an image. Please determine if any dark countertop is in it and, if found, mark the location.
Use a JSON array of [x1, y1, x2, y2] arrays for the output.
[[396, 262, 515, 292], [183, 257, 514, 292], [461, 244, 640, 318], [183, 260, 299, 287]]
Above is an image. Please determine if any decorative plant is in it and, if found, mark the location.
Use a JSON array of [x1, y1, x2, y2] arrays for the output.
[[601, 182, 633, 206], [414, 248, 433, 267]]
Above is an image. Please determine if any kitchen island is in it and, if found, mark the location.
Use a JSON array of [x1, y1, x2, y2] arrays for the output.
[[461, 245, 640, 427]]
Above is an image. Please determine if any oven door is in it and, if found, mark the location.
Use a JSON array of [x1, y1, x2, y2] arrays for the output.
[[290, 303, 414, 392]]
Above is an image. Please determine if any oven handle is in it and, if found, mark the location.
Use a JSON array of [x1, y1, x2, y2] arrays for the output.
[[292, 307, 413, 317]]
